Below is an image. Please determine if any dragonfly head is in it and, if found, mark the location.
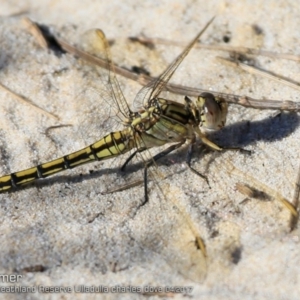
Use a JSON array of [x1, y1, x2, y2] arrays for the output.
[[197, 92, 228, 132]]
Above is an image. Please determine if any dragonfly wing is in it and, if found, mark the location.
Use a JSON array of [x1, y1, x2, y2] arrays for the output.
[[133, 16, 215, 109], [82, 29, 132, 119]]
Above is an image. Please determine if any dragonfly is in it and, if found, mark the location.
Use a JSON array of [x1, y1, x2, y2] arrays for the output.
[[0, 16, 228, 202]]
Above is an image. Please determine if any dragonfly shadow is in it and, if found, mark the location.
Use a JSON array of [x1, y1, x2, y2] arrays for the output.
[[139, 111, 300, 169], [140, 110, 300, 181], [211, 111, 300, 148]]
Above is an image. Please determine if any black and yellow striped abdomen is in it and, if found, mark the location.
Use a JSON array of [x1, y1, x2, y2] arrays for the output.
[[0, 130, 134, 192], [0, 100, 193, 193]]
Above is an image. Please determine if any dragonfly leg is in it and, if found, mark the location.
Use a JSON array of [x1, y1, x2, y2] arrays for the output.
[[142, 141, 186, 205], [195, 127, 251, 155], [222, 147, 252, 155], [186, 142, 210, 187], [121, 149, 142, 171], [205, 140, 252, 155], [111, 143, 186, 204]]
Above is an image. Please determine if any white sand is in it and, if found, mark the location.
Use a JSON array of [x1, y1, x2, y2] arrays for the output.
[[0, 1, 299, 299]]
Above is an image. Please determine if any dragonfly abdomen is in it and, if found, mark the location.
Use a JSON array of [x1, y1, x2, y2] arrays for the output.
[[0, 130, 133, 192]]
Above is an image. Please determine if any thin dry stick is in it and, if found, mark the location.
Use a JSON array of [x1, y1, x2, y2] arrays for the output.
[[226, 161, 298, 223], [217, 56, 300, 92], [236, 182, 270, 201], [0, 82, 59, 120], [22, 17, 48, 49], [132, 36, 300, 62], [290, 165, 300, 231]]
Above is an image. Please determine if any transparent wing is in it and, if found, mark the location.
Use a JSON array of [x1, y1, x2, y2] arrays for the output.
[[82, 29, 132, 120], [73, 29, 132, 147], [133, 16, 215, 109]]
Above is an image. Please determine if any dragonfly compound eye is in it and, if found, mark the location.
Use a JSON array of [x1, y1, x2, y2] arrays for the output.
[[197, 92, 228, 131]]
